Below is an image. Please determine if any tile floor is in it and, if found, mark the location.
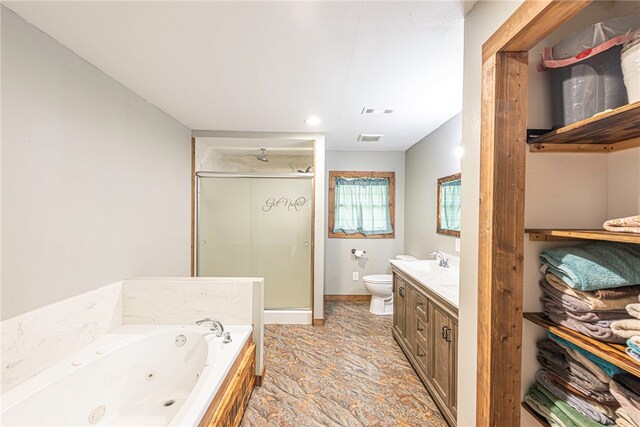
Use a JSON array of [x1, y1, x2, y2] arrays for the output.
[[241, 301, 448, 427]]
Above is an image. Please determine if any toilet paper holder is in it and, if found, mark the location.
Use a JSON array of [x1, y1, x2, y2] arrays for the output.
[[351, 249, 366, 255]]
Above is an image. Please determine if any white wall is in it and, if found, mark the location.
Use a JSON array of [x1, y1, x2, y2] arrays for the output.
[[324, 150, 405, 295], [405, 113, 462, 258], [1, 8, 192, 320]]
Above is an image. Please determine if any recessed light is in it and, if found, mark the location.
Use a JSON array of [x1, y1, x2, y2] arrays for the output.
[[357, 134, 384, 142], [361, 107, 394, 114], [304, 116, 322, 126]]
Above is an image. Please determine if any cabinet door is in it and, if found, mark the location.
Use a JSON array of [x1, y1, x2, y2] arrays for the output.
[[430, 303, 451, 405], [404, 284, 416, 355], [392, 274, 406, 339], [449, 319, 458, 418]]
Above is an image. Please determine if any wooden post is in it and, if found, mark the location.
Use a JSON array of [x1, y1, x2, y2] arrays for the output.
[[477, 51, 528, 427]]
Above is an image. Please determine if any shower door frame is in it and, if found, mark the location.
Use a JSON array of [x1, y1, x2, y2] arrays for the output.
[[191, 135, 324, 326], [192, 166, 316, 319]]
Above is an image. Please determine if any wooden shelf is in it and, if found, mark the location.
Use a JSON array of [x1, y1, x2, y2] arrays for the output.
[[521, 402, 551, 427], [528, 101, 640, 153], [523, 313, 640, 377], [525, 229, 640, 244]]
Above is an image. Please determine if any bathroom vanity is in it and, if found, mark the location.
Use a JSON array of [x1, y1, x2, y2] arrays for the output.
[[390, 260, 458, 427]]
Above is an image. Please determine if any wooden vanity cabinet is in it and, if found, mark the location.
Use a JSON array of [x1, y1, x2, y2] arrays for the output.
[[391, 268, 458, 427]]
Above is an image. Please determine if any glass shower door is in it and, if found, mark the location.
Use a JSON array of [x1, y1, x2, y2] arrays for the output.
[[197, 176, 312, 310]]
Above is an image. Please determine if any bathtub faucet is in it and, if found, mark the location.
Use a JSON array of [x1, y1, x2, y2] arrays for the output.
[[195, 318, 225, 337]]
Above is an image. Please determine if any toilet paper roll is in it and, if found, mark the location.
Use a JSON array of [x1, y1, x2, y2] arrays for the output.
[[353, 250, 364, 259]]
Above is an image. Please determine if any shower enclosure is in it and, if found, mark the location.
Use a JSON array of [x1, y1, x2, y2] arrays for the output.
[[196, 173, 313, 311]]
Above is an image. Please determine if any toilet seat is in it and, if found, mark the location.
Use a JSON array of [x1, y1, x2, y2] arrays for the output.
[[363, 274, 392, 284]]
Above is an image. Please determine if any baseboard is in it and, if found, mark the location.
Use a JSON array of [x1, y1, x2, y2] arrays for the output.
[[255, 364, 267, 387], [264, 309, 312, 324], [312, 318, 325, 326], [324, 294, 371, 301]]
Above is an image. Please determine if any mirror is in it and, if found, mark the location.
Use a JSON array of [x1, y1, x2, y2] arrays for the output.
[[437, 173, 461, 237]]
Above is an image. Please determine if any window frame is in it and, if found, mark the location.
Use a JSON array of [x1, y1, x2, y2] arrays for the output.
[[328, 171, 395, 239], [436, 172, 461, 238]]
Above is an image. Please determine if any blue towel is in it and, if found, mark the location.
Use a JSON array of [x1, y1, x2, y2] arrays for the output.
[[540, 242, 640, 291], [626, 337, 640, 362], [548, 332, 622, 377]]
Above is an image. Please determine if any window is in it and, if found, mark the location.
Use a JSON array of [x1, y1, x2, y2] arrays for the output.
[[328, 171, 395, 239]]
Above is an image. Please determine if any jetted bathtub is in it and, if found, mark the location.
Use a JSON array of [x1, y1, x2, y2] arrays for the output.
[[1, 324, 253, 426]]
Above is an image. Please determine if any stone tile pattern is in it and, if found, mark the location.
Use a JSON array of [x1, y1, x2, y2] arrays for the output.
[[242, 301, 448, 427], [1, 281, 123, 392]]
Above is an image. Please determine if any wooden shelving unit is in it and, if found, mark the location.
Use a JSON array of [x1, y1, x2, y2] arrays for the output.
[[528, 101, 640, 153], [523, 312, 640, 377], [525, 229, 640, 244], [521, 402, 551, 427]]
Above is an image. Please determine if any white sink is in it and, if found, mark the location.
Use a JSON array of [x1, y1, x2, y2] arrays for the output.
[[391, 258, 460, 307]]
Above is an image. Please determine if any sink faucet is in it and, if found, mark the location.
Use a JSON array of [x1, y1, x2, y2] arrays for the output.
[[195, 318, 225, 337], [431, 251, 450, 268]]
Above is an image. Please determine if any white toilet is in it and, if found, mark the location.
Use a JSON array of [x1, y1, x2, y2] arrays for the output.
[[363, 255, 416, 315]]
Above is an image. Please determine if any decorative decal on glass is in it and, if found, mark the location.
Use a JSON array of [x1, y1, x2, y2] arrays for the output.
[[262, 197, 309, 212]]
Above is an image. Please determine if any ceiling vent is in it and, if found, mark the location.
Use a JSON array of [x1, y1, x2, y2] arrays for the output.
[[361, 107, 394, 114], [357, 134, 384, 142]]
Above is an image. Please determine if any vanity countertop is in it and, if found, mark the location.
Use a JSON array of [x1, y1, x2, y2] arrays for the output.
[[389, 259, 459, 309]]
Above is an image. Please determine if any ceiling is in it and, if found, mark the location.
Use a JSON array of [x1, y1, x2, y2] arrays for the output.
[[5, 1, 467, 151]]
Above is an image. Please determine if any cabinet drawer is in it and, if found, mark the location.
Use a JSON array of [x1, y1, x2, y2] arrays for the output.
[[415, 293, 428, 319], [415, 339, 429, 372], [416, 316, 428, 342]]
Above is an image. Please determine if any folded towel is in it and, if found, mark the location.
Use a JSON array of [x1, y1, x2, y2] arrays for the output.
[[525, 385, 578, 427], [603, 215, 640, 234], [540, 242, 640, 291], [551, 340, 611, 384], [616, 408, 640, 427], [547, 332, 623, 376], [537, 339, 612, 392], [628, 336, 640, 353], [537, 370, 616, 425], [611, 319, 640, 339], [547, 372, 619, 416], [610, 380, 640, 425], [619, 416, 638, 427], [546, 311, 627, 344], [545, 274, 640, 311], [548, 332, 623, 377], [625, 346, 640, 362], [612, 375, 640, 401], [537, 381, 614, 427], [542, 296, 629, 321], [627, 303, 640, 319]]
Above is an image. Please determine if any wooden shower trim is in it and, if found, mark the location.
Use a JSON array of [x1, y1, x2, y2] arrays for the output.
[[476, 1, 591, 426]]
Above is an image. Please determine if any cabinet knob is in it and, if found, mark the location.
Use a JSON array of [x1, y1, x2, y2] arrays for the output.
[[441, 325, 447, 339], [417, 350, 424, 357], [399, 287, 405, 297], [417, 327, 424, 332], [417, 301, 423, 306]]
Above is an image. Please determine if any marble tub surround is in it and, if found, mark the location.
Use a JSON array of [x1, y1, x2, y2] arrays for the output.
[[242, 301, 448, 427], [390, 256, 460, 307], [1, 281, 123, 393], [123, 277, 265, 376]]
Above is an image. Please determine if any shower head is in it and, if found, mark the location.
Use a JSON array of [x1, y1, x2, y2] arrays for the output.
[[256, 148, 269, 162], [297, 166, 313, 173]]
